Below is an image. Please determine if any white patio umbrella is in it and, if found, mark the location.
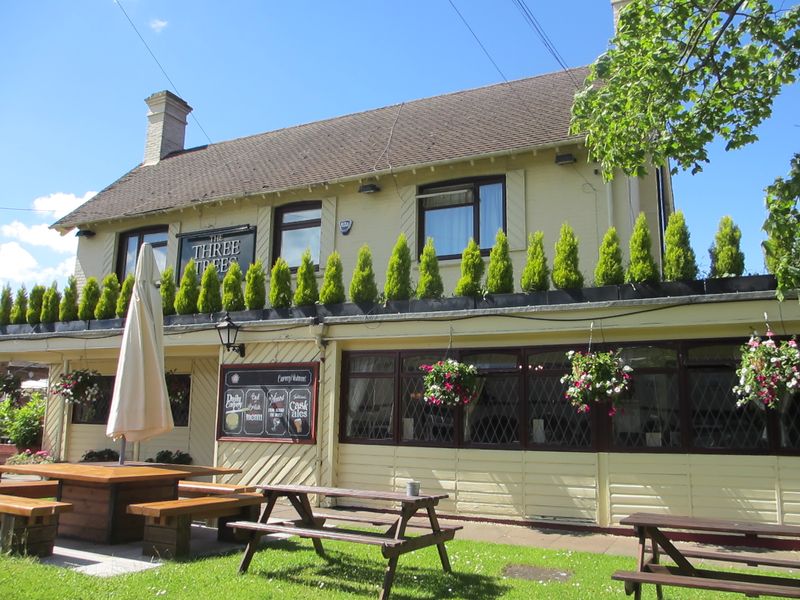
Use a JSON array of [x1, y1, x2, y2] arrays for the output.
[[106, 243, 173, 464]]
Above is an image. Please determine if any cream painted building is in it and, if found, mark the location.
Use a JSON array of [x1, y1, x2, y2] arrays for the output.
[[1, 59, 798, 531]]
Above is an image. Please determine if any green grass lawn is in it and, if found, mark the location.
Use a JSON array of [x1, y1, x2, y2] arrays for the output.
[[0, 537, 784, 599]]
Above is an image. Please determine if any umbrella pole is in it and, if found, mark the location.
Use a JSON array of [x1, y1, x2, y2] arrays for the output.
[[119, 436, 126, 465]]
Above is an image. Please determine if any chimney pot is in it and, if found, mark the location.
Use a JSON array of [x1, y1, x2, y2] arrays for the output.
[[143, 90, 192, 166]]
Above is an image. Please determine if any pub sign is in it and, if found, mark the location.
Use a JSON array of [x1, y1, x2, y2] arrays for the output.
[[177, 225, 255, 279]]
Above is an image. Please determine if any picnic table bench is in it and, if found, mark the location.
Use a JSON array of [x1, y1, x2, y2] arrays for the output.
[[613, 512, 800, 599], [0, 480, 58, 498], [228, 484, 461, 600], [0, 493, 72, 556], [127, 493, 264, 558], [177, 481, 256, 498]]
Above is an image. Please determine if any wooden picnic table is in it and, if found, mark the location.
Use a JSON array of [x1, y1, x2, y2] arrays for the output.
[[613, 512, 800, 599], [228, 483, 461, 600], [0, 462, 240, 544]]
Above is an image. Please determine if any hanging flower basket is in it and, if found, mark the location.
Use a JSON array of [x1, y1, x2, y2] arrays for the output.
[[165, 371, 191, 406], [419, 359, 481, 407], [561, 349, 633, 415], [733, 330, 800, 409], [52, 369, 102, 405]]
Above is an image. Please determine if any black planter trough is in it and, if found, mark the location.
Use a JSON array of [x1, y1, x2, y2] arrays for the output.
[[704, 274, 777, 295], [409, 297, 476, 312], [620, 280, 705, 300], [477, 292, 548, 309]]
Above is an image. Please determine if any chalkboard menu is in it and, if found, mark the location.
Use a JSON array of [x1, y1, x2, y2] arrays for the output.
[[218, 364, 318, 443]]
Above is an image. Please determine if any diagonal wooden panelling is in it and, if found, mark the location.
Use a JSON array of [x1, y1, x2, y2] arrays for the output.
[[506, 169, 526, 251], [398, 185, 416, 260], [188, 357, 220, 469], [255, 205, 273, 265], [166, 221, 181, 270], [101, 230, 117, 277], [43, 363, 65, 459], [320, 196, 337, 260]]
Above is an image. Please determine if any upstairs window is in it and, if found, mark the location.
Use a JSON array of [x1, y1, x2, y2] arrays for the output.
[[273, 202, 321, 269], [418, 177, 505, 259], [117, 227, 168, 280]]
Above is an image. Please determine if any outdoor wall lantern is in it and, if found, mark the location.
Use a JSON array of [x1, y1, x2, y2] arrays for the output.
[[554, 153, 577, 165], [75, 229, 96, 237], [357, 182, 381, 193], [216, 312, 246, 358]]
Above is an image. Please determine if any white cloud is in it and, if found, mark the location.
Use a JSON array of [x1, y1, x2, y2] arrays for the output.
[[32, 191, 96, 220], [1, 221, 78, 254], [0, 242, 74, 286], [150, 18, 168, 33]]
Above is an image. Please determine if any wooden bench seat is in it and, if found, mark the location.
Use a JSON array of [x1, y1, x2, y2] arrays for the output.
[[314, 511, 463, 532], [0, 480, 58, 499], [0, 493, 72, 556], [647, 546, 800, 570], [613, 569, 800, 598], [127, 493, 264, 558], [177, 481, 256, 498], [227, 520, 406, 547]]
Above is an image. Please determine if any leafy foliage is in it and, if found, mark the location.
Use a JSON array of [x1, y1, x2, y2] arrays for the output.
[[269, 258, 292, 309], [293, 249, 319, 307], [561, 350, 633, 415], [763, 154, 800, 300], [486, 230, 514, 294], [663, 210, 698, 281], [626, 213, 659, 283], [733, 329, 799, 409], [146, 449, 192, 464], [40, 282, 60, 324], [454, 238, 484, 297], [59, 276, 79, 322], [244, 260, 267, 310], [5, 393, 45, 449], [116, 273, 135, 318], [222, 261, 245, 312], [594, 227, 624, 286], [80, 448, 120, 462], [26, 284, 45, 325], [349, 244, 378, 303], [95, 273, 120, 320], [572, 1, 800, 178], [384, 233, 413, 301], [319, 251, 346, 305], [0, 284, 13, 326], [417, 237, 444, 299], [420, 359, 481, 407], [709, 215, 745, 277], [198, 264, 222, 313], [160, 267, 177, 316], [77, 278, 99, 321], [175, 259, 199, 315], [10, 286, 27, 325], [551, 223, 584, 290], [520, 231, 549, 292]]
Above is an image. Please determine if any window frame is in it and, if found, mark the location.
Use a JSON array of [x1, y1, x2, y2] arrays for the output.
[[417, 176, 506, 260], [116, 226, 169, 281], [272, 201, 322, 271]]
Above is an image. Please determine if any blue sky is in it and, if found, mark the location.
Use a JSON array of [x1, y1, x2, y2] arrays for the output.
[[0, 0, 796, 288]]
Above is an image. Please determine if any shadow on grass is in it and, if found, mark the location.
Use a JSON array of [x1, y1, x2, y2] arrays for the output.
[[247, 539, 511, 599]]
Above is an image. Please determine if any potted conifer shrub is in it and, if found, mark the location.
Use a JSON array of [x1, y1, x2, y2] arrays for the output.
[[77, 277, 99, 321], [116, 273, 135, 318], [268, 257, 293, 318], [447, 238, 483, 310], [91, 273, 124, 329], [349, 244, 380, 313], [55, 275, 85, 332], [160, 267, 177, 317], [411, 238, 453, 312], [480, 229, 528, 308], [317, 251, 360, 317], [384, 233, 412, 313], [169, 259, 201, 325], [661, 210, 704, 296], [518, 231, 550, 307], [198, 264, 222, 315], [548, 223, 586, 304], [26, 284, 46, 327], [244, 260, 267, 313], [705, 216, 775, 293], [292, 249, 318, 318], [38, 282, 60, 332], [620, 213, 662, 299], [587, 226, 623, 302], [0, 285, 12, 332]]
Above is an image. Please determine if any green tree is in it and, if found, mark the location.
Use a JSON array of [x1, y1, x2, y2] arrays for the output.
[[663, 210, 698, 281], [95, 274, 120, 319], [551, 223, 584, 290], [520, 231, 549, 292], [10, 287, 27, 325], [40, 282, 60, 324], [269, 258, 292, 309], [293, 250, 319, 307], [384, 233, 412, 301], [710, 216, 745, 278], [160, 267, 176, 316], [349, 244, 378, 304], [626, 213, 660, 283], [244, 260, 267, 310], [26, 284, 46, 325], [175, 260, 199, 315], [77, 278, 100, 321], [0, 284, 13, 326], [571, 1, 800, 296], [59, 276, 79, 322], [454, 239, 484, 297], [198, 264, 222, 313], [116, 273, 135, 318], [595, 227, 625, 286], [319, 251, 345, 305], [417, 238, 444, 300], [763, 154, 800, 299], [222, 261, 245, 312], [486, 230, 514, 294]]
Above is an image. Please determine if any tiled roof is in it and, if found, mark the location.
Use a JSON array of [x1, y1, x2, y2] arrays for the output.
[[54, 67, 588, 230]]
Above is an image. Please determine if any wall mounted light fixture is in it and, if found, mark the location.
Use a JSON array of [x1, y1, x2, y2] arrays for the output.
[[75, 229, 96, 237], [554, 153, 577, 165], [357, 183, 381, 194], [216, 312, 245, 358]]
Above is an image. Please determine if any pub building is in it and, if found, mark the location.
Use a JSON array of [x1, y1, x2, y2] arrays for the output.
[[1, 59, 798, 532]]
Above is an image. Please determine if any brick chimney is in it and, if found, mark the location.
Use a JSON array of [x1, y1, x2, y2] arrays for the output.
[[143, 90, 192, 166]]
